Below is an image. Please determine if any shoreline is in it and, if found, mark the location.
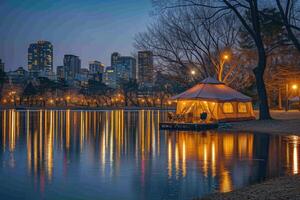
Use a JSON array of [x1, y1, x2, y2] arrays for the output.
[[203, 110, 300, 200], [0, 106, 176, 111], [200, 175, 300, 200], [219, 110, 300, 135]]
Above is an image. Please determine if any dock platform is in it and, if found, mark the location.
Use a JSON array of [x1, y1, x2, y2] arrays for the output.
[[159, 122, 218, 131]]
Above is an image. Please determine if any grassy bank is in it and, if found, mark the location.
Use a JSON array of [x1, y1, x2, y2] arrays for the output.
[[220, 110, 300, 135]]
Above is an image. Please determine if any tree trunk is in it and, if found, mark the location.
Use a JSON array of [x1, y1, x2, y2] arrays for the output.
[[253, 63, 272, 120]]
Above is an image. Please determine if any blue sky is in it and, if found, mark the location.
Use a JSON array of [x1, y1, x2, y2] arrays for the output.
[[0, 0, 152, 70]]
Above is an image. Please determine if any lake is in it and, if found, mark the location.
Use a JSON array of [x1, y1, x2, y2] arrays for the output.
[[0, 109, 299, 200]]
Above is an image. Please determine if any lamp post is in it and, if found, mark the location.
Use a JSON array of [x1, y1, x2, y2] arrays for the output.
[[285, 83, 289, 111], [286, 83, 299, 111], [190, 69, 196, 83], [218, 53, 229, 81], [291, 84, 300, 111]]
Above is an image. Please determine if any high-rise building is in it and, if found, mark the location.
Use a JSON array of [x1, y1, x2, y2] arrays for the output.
[[63, 54, 81, 79], [56, 66, 67, 80], [138, 51, 154, 87], [110, 52, 136, 87], [28, 41, 53, 74], [89, 60, 104, 82], [0, 59, 4, 72], [103, 66, 116, 88], [111, 52, 121, 67], [89, 61, 104, 74], [115, 56, 136, 83]]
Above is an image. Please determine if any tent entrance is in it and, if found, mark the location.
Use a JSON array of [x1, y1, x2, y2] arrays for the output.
[[176, 100, 217, 122]]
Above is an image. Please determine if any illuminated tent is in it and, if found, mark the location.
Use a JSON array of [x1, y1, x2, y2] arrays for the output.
[[171, 77, 255, 122]]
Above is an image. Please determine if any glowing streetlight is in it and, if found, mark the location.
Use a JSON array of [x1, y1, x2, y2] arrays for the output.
[[223, 54, 229, 60], [218, 53, 230, 81], [191, 70, 196, 75]]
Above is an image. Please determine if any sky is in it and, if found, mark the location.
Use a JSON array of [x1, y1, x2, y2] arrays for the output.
[[0, 0, 152, 71]]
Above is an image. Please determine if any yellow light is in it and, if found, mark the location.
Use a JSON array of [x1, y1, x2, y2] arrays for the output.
[[168, 101, 172, 105], [191, 70, 196, 75], [66, 96, 71, 100], [49, 99, 54, 104], [223, 54, 229, 60], [292, 84, 298, 90]]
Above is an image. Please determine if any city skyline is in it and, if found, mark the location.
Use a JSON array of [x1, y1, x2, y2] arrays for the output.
[[0, 0, 152, 70]]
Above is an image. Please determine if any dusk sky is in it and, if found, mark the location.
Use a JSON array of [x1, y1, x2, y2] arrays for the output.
[[0, 0, 152, 71]]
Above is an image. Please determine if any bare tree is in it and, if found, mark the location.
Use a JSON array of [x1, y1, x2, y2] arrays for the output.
[[135, 4, 249, 89], [150, 0, 273, 120], [275, 0, 300, 51]]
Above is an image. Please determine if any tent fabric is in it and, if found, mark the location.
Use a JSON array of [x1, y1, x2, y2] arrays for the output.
[[172, 77, 251, 102], [172, 77, 255, 122]]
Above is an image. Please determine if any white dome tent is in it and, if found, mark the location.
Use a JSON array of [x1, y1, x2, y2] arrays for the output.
[[171, 77, 255, 122]]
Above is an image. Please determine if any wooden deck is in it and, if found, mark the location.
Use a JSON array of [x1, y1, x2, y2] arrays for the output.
[[159, 122, 218, 131]]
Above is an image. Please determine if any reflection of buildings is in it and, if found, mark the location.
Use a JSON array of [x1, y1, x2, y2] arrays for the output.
[[1, 110, 300, 196]]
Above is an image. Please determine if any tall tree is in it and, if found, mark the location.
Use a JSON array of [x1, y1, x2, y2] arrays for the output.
[[275, 0, 300, 51], [22, 82, 38, 106], [152, 0, 272, 120], [121, 79, 139, 107]]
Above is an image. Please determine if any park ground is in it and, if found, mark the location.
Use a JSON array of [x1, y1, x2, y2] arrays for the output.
[[202, 110, 300, 200], [200, 175, 300, 200], [221, 110, 300, 135]]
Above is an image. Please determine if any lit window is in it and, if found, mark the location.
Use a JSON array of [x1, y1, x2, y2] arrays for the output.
[[238, 103, 247, 113], [223, 102, 234, 113]]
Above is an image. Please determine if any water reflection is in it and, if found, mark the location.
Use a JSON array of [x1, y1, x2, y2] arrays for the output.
[[0, 109, 300, 199]]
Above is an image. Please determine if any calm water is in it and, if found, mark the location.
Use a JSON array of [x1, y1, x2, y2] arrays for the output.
[[0, 110, 299, 200]]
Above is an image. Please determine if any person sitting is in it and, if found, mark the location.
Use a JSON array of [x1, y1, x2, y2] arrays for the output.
[[200, 112, 208, 122]]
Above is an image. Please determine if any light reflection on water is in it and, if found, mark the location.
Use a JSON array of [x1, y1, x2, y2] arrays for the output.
[[0, 109, 300, 200]]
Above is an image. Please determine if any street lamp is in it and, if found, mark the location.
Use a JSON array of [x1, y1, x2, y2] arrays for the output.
[[191, 70, 196, 75], [223, 54, 229, 60], [219, 53, 230, 81], [292, 84, 300, 111], [286, 83, 299, 111]]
